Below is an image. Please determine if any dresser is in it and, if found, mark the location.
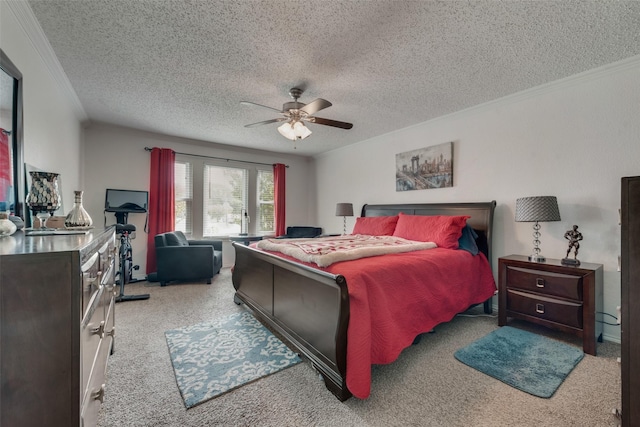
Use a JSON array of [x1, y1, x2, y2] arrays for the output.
[[0, 227, 117, 427], [498, 254, 603, 356], [621, 176, 640, 426]]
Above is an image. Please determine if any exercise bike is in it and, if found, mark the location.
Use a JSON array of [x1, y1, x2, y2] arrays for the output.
[[115, 222, 150, 302]]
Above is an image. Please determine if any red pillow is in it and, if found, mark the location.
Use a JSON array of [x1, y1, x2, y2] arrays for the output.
[[392, 213, 470, 249], [352, 216, 399, 236]]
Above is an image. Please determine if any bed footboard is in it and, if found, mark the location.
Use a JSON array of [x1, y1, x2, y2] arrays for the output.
[[232, 242, 352, 400]]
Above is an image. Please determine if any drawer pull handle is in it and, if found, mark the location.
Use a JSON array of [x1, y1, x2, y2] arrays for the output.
[[91, 321, 105, 338], [536, 278, 545, 288], [107, 326, 116, 338], [536, 303, 545, 314], [91, 384, 105, 403]]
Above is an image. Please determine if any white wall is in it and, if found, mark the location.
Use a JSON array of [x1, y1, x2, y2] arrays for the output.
[[1, 2, 84, 210], [314, 57, 640, 343], [83, 123, 316, 274]]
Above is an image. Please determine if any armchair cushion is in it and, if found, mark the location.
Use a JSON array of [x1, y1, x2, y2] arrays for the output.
[[154, 231, 222, 286], [163, 231, 189, 246]]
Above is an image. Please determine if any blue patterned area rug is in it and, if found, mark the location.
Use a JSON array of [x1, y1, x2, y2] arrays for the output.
[[454, 326, 584, 398], [165, 311, 302, 408]]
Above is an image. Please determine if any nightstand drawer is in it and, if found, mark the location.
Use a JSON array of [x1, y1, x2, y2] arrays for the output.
[[507, 289, 583, 328], [506, 266, 582, 300]]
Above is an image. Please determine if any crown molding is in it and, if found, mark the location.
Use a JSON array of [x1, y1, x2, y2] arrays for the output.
[[6, 0, 88, 121]]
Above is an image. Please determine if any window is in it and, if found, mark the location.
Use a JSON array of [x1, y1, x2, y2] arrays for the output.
[[174, 160, 192, 234], [203, 165, 248, 236], [174, 154, 274, 238], [257, 169, 274, 233]]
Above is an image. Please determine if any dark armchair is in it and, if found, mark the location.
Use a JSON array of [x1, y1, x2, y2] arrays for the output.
[[276, 226, 323, 239], [154, 231, 222, 286]]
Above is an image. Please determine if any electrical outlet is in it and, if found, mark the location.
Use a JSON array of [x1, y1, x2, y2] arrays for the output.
[[617, 306, 621, 324]]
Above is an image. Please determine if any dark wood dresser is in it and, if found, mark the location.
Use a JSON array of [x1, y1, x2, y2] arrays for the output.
[[0, 227, 117, 427], [498, 254, 603, 356], [621, 176, 640, 426]]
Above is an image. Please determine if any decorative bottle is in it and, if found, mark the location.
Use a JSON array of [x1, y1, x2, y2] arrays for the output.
[[65, 190, 93, 228]]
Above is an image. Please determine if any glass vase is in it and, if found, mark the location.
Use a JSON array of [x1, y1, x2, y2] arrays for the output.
[[65, 190, 93, 228], [26, 171, 61, 230]]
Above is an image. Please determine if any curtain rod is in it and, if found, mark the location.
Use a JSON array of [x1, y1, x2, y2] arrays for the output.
[[144, 147, 289, 168]]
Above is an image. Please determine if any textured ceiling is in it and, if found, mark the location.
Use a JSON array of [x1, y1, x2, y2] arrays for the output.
[[26, 0, 640, 156]]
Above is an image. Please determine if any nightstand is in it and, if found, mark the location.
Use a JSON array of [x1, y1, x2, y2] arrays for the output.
[[498, 255, 603, 355]]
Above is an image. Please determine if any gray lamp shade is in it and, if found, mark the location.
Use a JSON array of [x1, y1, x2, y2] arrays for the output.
[[515, 196, 561, 222], [335, 203, 354, 217]]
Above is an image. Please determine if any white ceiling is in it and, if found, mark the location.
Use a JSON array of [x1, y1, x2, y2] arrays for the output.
[[26, 0, 640, 156]]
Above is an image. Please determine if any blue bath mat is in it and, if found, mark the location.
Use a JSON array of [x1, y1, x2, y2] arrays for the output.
[[454, 326, 584, 398]]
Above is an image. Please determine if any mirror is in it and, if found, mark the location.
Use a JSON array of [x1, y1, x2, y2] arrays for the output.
[[0, 49, 25, 221]]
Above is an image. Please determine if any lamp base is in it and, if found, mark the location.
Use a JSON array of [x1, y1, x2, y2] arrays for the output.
[[528, 254, 546, 262]]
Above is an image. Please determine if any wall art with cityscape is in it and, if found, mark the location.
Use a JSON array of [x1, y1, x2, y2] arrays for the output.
[[395, 142, 453, 191]]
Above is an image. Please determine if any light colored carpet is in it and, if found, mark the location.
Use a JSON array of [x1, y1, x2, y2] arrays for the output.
[[98, 268, 621, 427]]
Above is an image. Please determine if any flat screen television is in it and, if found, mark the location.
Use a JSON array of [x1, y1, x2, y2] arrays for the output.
[[104, 189, 148, 213]]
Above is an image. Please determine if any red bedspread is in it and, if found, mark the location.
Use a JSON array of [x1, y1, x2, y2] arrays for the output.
[[251, 245, 496, 399], [326, 248, 495, 398]]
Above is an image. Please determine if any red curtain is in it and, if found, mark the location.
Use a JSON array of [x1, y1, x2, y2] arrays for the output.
[[146, 148, 175, 274], [0, 129, 10, 207], [273, 163, 286, 236]]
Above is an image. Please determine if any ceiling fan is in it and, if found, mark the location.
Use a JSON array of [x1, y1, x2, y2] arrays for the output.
[[241, 88, 353, 141]]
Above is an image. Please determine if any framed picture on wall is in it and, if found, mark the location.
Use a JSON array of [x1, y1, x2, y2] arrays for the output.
[[395, 141, 453, 191]]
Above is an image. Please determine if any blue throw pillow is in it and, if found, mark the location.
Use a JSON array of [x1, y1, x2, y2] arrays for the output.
[[458, 224, 479, 255]]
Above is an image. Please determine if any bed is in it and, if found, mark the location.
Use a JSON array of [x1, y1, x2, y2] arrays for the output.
[[231, 201, 497, 400]]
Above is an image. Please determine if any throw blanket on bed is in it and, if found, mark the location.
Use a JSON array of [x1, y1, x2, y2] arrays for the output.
[[255, 235, 437, 267]]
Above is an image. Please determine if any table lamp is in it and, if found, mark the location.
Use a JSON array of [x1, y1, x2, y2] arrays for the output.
[[515, 196, 561, 262], [335, 203, 353, 235]]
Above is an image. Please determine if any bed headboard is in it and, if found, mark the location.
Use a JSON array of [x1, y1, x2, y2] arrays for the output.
[[361, 201, 497, 266]]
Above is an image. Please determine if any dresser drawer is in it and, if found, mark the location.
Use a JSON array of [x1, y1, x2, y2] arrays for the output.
[[507, 289, 583, 328], [98, 238, 116, 277], [81, 336, 109, 427], [104, 287, 116, 352], [81, 286, 105, 393], [81, 252, 101, 318], [506, 265, 582, 300]]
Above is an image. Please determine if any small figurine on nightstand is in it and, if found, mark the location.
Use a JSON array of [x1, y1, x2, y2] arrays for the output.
[[562, 224, 583, 266]]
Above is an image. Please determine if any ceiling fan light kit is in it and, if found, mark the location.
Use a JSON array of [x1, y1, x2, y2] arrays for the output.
[[277, 121, 311, 140], [242, 87, 353, 142]]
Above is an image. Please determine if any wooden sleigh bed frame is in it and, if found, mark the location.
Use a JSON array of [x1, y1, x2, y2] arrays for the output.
[[231, 201, 496, 401]]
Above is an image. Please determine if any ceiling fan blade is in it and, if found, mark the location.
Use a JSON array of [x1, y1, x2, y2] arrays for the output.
[[300, 98, 332, 116], [240, 101, 283, 113], [244, 118, 286, 128], [308, 116, 353, 130]]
